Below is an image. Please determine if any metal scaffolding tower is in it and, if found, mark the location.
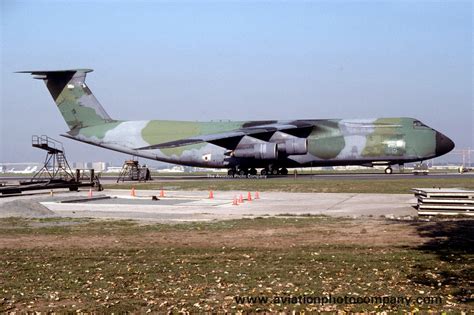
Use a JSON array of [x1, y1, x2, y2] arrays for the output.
[[117, 159, 151, 183], [30, 135, 75, 182]]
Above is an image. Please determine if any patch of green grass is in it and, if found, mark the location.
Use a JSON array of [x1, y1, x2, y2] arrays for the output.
[[104, 178, 474, 194], [142, 216, 350, 232], [0, 217, 31, 227], [0, 218, 141, 236], [0, 216, 346, 235]]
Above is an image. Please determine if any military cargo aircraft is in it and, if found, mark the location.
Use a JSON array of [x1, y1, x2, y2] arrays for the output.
[[19, 69, 455, 175]]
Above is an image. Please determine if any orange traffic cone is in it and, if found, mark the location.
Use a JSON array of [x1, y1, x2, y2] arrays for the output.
[[239, 194, 244, 203], [131, 187, 136, 197], [159, 189, 165, 197], [247, 191, 252, 201], [255, 191, 260, 199], [232, 196, 238, 206], [88, 188, 93, 198], [209, 190, 214, 199]]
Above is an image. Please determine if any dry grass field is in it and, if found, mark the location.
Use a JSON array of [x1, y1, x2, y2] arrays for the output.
[[0, 216, 472, 312]]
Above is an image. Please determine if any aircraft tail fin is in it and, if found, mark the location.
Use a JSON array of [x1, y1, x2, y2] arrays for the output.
[[17, 69, 114, 130]]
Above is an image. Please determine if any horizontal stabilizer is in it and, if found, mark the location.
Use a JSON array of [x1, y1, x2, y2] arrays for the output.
[[16, 69, 93, 75]]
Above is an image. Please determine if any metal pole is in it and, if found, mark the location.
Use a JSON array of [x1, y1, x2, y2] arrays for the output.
[[467, 148, 472, 167]]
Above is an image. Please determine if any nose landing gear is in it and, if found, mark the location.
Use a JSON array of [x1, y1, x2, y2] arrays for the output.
[[398, 164, 405, 173], [384, 166, 393, 174]]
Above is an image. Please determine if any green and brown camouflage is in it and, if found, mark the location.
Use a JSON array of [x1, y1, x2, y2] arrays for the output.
[[19, 69, 455, 175]]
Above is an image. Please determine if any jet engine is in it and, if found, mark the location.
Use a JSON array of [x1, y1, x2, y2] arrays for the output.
[[233, 143, 278, 159], [277, 138, 308, 155]]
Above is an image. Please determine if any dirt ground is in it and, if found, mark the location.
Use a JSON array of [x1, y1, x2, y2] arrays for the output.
[[0, 218, 424, 249]]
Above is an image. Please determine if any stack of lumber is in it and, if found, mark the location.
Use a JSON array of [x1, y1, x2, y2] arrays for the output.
[[412, 188, 474, 216]]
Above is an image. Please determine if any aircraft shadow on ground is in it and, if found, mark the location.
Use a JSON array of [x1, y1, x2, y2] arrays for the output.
[[410, 219, 473, 303]]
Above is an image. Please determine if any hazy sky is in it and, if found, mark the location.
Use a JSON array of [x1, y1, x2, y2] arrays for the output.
[[1, 0, 472, 165]]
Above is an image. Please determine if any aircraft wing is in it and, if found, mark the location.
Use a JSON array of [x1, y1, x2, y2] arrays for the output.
[[136, 122, 314, 150]]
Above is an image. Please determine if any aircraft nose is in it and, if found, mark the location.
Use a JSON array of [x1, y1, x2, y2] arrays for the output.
[[435, 131, 455, 156]]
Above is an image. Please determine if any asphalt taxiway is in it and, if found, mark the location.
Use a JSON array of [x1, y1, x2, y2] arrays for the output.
[[2, 171, 472, 184]]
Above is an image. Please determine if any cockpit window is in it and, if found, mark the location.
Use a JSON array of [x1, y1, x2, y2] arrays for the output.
[[413, 120, 428, 128]]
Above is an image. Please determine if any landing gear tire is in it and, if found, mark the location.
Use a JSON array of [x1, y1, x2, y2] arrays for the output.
[[280, 168, 288, 175], [384, 166, 393, 174], [271, 168, 279, 176], [260, 169, 268, 176], [227, 169, 235, 177], [238, 169, 248, 176], [249, 168, 257, 175]]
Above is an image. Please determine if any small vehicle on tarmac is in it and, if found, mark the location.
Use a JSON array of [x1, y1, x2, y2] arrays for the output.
[[412, 163, 429, 175]]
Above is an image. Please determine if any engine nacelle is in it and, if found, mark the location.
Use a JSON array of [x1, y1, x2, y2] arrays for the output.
[[233, 143, 278, 159], [277, 138, 308, 155]]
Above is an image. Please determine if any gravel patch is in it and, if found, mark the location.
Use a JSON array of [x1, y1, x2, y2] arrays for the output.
[[0, 199, 57, 218]]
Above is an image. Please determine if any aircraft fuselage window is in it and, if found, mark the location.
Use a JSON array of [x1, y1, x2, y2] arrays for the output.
[[413, 120, 428, 128]]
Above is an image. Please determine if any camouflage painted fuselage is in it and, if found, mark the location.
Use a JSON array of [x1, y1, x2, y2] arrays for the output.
[[65, 117, 447, 169], [20, 69, 455, 170]]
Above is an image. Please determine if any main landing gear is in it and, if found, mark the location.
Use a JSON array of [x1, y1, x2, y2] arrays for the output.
[[227, 167, 288, 176], [227, 168, 258, 176], [260, 167, 288, 176]]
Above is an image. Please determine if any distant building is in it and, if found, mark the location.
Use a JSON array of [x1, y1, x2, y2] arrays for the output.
[[158, 165, 185, 173], [72, 161, 109, 171], [191, 167, 225, 173], [105, 166, 123, 173], [333, 165, 370, 170], [92, 162, 109, 172], [73, 162, 90, 169]]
